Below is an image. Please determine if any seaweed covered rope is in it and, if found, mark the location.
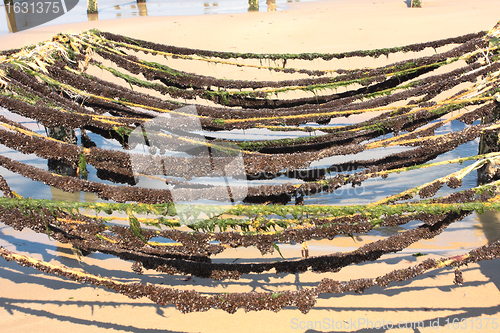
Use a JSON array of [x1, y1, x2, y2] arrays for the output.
[[0, 20, 500, 313]]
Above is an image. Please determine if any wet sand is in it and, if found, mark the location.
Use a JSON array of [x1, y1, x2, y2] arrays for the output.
[[1, 0, 500, 332]]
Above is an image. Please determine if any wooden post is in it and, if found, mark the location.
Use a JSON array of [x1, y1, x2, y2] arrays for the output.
[[248, 0, 259, 12], [47, 126, 78, 177], [410, 0, 422, 8], [4, 2, 18, 33], [87, 0, 98, 14], [479, 104, 500, 155], [478, 104, 500, 183]]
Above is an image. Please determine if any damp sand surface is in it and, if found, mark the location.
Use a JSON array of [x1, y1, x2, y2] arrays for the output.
[[2, 0, 500, 332]]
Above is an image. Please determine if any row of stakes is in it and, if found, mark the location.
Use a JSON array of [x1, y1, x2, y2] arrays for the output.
[[86, 0, 278, 14]]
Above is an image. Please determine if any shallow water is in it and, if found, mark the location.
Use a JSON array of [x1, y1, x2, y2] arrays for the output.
[[0, 0, 315, 37], [2, 102, 499, 256]]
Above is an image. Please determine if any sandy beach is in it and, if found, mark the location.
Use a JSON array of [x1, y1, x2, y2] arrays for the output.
[[1, 0, 500, 332], [2, 0, 500, 53]]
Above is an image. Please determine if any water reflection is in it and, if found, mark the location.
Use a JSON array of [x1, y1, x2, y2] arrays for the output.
[[267, 0, 277, 11], [475, 211, 500, 244], [203, 2, 218, 14], [47, 126, 77, 177], [137, 2, 147, 16], [87, 12, 98, 21], [98, 0, 294, 17]]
